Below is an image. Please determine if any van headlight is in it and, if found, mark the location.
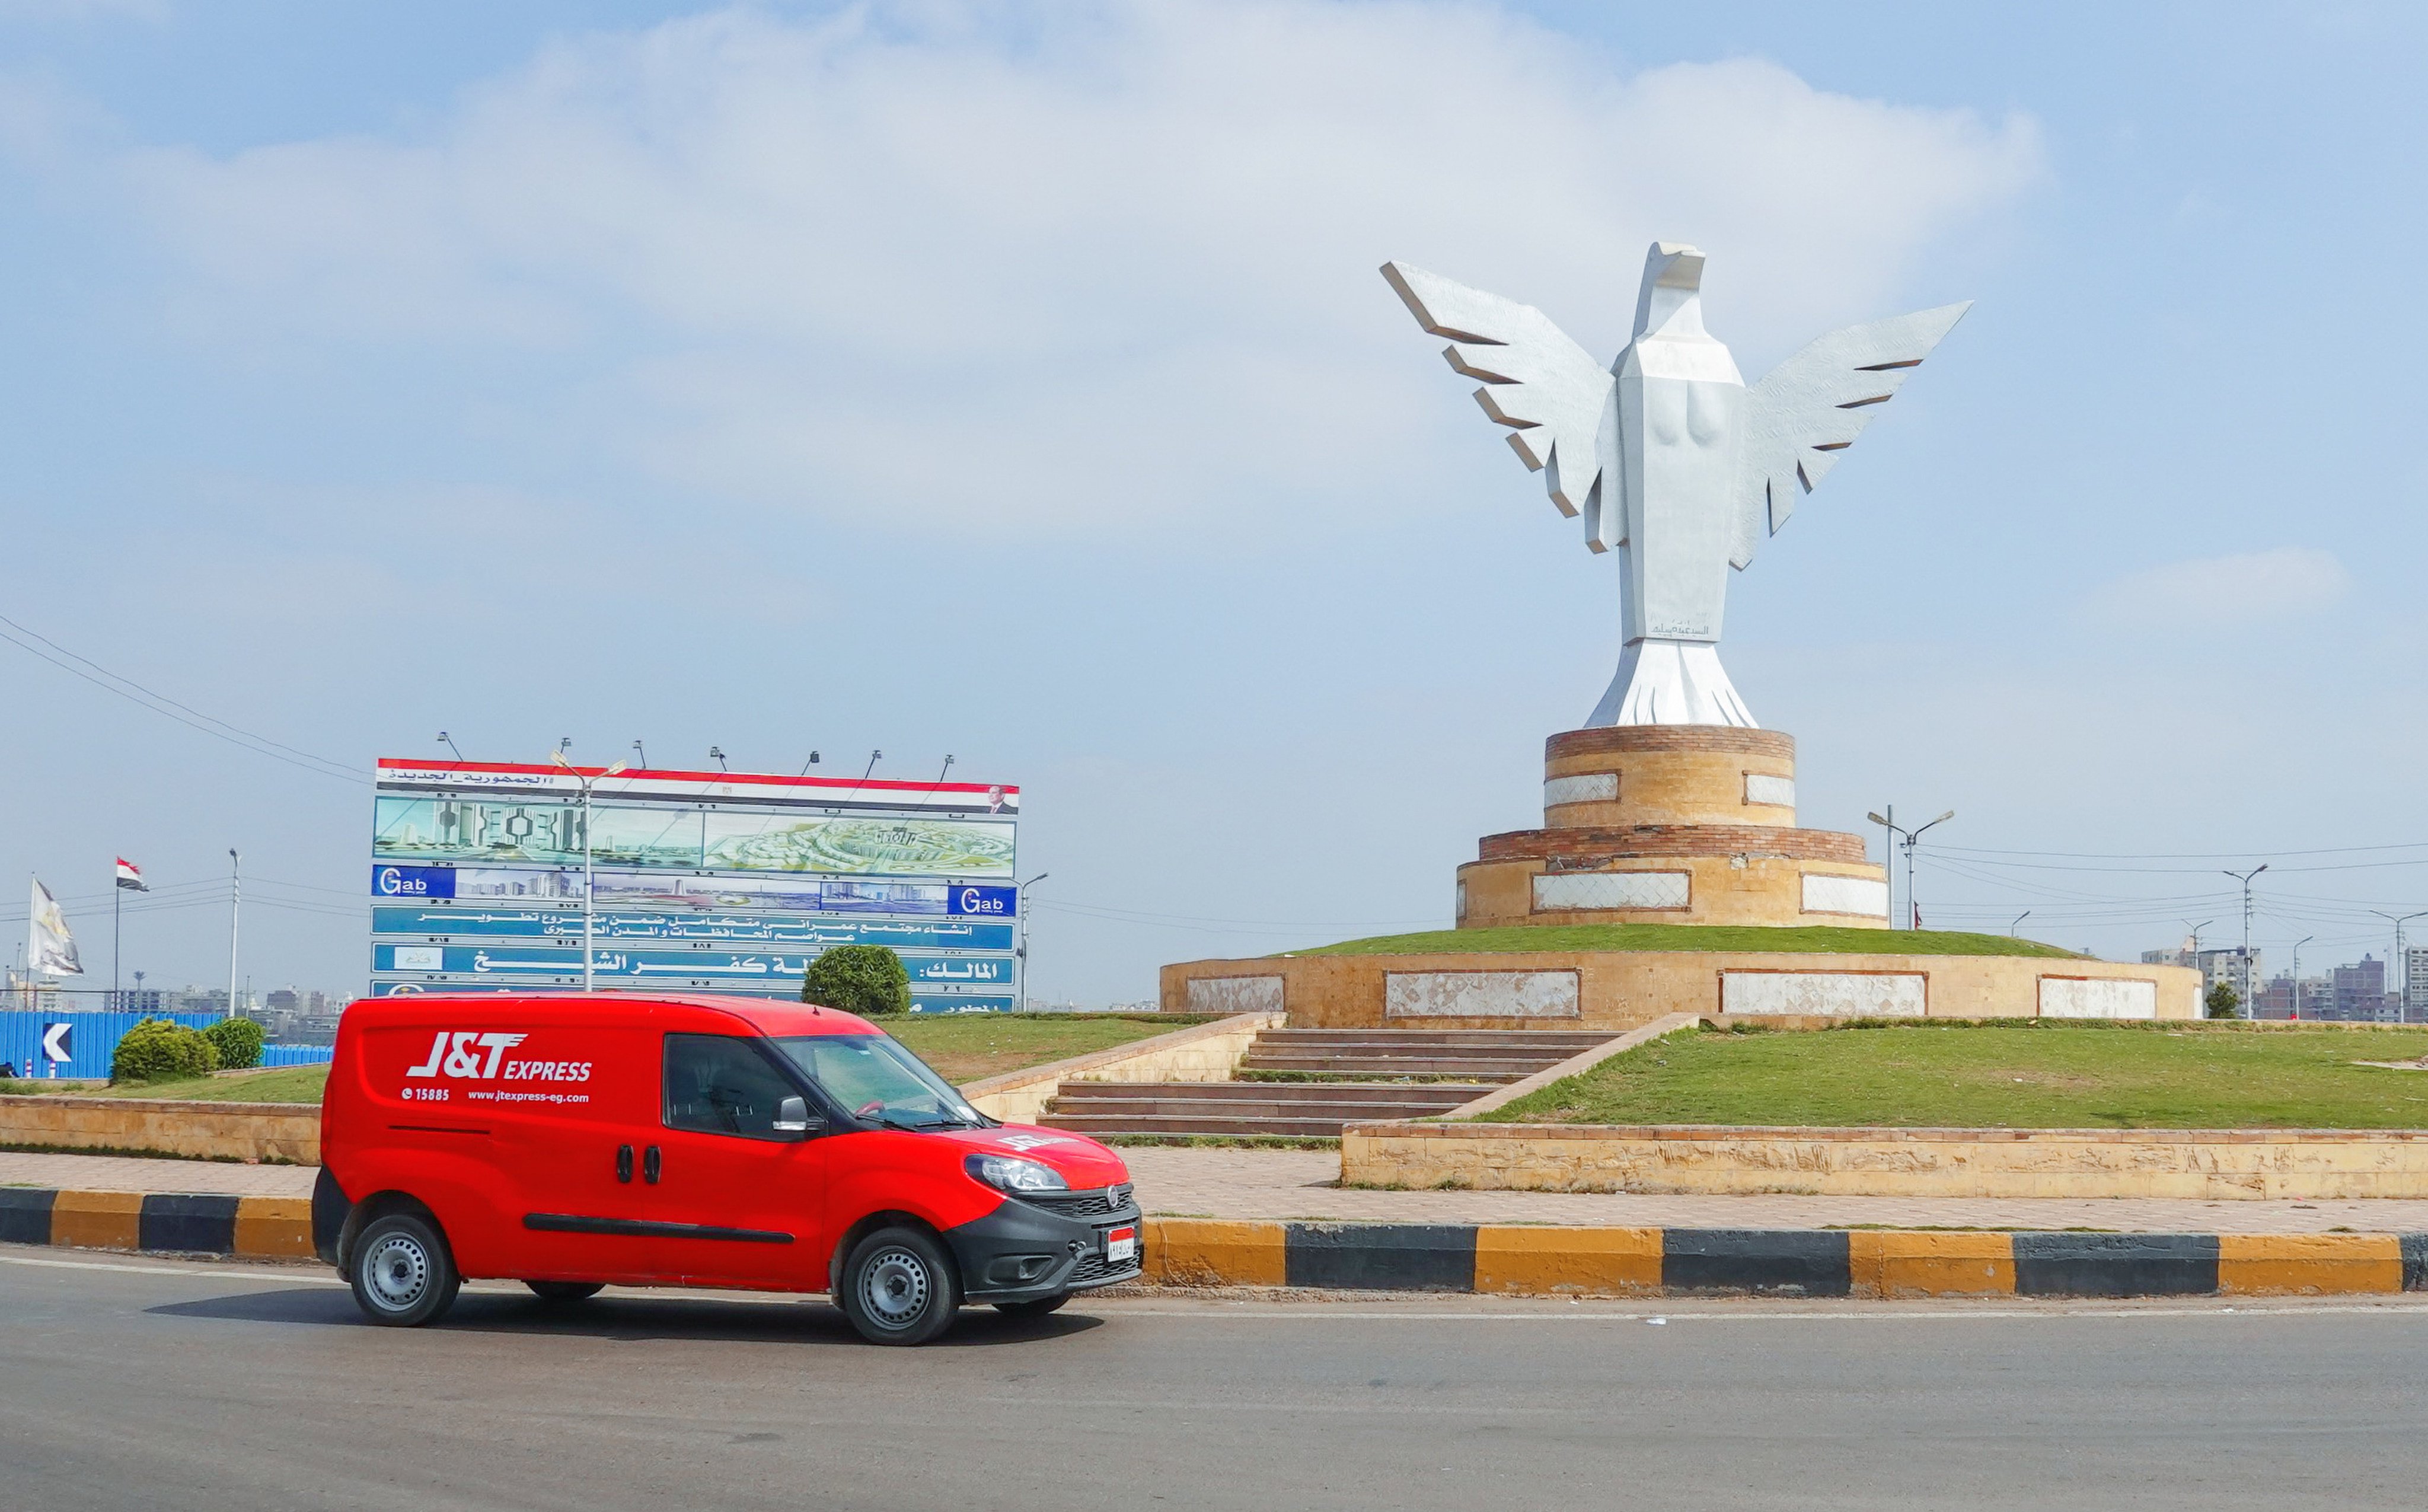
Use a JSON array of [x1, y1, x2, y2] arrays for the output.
[[966, 1153, 1070, 1194]]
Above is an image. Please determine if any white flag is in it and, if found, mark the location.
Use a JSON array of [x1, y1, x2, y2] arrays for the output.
[[28, 878, 83, 977]]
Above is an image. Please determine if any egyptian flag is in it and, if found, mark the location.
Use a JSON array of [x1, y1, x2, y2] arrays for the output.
[[116, 857, 147, 892]]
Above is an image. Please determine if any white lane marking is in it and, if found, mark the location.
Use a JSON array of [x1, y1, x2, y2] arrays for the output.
[[4, 1251, 2424, 1323], [0, 1252, 346, 1285]]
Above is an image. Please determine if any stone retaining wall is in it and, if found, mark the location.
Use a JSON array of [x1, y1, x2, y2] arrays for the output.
[[0, 1095, 321, 1164], [1342, 1121, 2428, 1201]]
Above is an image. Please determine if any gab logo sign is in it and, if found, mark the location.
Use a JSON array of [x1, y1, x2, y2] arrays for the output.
[[405, 1031, 527, 1080]]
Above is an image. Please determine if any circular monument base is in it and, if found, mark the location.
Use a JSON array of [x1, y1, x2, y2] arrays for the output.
[[1460, 725, 1889, 930]]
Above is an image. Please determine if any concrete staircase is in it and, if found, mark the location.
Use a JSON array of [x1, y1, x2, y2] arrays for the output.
[[1038, 1028, 1615, 1140]]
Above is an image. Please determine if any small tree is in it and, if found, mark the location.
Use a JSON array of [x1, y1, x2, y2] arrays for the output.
[[802, 944, 912, 1017], [202, 1016, 266, 1071], [111, 1017, 221, 1083], [2205, 983, 2242, 1020]]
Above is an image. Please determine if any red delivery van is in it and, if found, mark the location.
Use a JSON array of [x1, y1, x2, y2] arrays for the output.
[[312, 993, 1144, 1345]]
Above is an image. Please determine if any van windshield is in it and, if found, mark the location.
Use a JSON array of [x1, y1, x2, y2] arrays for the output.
[[773, 1034, 985, 1131]]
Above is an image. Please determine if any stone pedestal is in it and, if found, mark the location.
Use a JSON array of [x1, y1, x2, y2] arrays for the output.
[[1454, 726, 1890, 929]]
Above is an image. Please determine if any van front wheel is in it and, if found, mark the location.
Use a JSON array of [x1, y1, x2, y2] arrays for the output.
[[839, 1226, 959, 1345], [349, 1211, 460, 1328]]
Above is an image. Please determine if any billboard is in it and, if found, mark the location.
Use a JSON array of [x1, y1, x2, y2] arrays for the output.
[[369, 759, 1020, 1012]]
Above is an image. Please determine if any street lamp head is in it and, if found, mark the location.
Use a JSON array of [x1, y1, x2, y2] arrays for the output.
[[1865, 812, 1888, 827], [603, 761, 629, 777], [549, 751, 572, 770], [1933, 810, 1955, 825]]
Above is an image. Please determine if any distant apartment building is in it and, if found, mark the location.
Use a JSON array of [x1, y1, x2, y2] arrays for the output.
[[2333, 956, 2394, 1021], [2407, 946, 2428, 1020], [2142, 942, 2264, 1009]]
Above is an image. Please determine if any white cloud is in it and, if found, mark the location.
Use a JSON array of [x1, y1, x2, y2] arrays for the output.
[[2088, 546, 2351, 627], [116, 1, 2041, 531]]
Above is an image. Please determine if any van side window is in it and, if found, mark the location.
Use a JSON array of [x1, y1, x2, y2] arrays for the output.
[[662, 1034, 798, 1140]]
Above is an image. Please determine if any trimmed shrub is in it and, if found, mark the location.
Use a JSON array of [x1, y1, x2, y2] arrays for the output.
[[111, 1017, 220, 1084], [801, 944, 913, 1017], [202, 1016, 266, 1071]]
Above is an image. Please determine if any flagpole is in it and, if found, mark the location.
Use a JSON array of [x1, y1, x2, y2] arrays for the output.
[[113, 880, 120, 1015]]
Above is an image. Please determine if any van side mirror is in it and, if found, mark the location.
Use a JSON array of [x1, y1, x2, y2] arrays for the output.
[[772, 1096, 821, 1138]]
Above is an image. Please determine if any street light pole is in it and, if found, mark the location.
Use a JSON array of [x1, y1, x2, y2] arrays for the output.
[[2009, 909, 2031, 937], [226, 848, 241, 1019], [2223, 865, 2269, 1017], [552, 752, 629, 994], [1016, 872, 1049, 1012], [1868, 809, 1955, 930]]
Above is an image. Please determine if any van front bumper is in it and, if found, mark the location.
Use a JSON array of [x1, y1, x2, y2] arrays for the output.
[[944, 1186, 1146, 1302]]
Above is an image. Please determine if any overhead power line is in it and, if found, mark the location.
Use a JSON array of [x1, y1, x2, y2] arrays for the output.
[[0, 610, 360, 784]]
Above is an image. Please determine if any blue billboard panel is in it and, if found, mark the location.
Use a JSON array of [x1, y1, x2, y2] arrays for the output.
[[367, 868, 1015, 918], [371, 906, 1012, 953], [947, 885, 1017, 917], [374, 943, 1015, 989], [374, 865, 458, 899]]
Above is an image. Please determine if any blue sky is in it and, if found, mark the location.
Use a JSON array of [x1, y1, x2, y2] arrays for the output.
[[1, 1, 2421, 1002]]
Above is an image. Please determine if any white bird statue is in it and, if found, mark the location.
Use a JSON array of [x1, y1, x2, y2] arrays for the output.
[[1384, 243, 1968, 728]]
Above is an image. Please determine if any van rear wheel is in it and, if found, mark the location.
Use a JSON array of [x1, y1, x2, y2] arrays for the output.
[[839, 1226, 959, 1345], [525, 1281, 605, 1303], [349, 1211, 460, 1328]]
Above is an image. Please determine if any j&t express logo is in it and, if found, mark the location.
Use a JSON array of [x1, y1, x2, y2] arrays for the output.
[[404, 1031, 592, 1083]]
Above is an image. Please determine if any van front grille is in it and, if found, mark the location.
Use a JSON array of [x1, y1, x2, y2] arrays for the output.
[[1019, 1184, 1132, 1218]]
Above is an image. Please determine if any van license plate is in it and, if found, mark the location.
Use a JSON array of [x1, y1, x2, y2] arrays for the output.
[[1105, 1226, 1137, 1263]]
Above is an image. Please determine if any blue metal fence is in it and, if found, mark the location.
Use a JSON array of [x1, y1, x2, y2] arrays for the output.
[[0, 1011, 222, 1080], [260, 1043, 335, 1068]]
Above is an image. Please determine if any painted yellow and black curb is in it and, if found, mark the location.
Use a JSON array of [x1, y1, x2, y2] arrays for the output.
[[1, 1188, 317, 1259], [5, 1189, 2421, 1299], [1138, 1219, 2428, 1298]]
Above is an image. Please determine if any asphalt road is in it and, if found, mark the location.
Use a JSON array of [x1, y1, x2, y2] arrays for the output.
[[5, 1245, 2426, 1511]]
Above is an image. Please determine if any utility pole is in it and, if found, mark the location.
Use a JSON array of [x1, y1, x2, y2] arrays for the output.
[[552, 752, 628, 993], [226, 848, 241, 1019], [2223, 865, 2268, 1015], [2369, 910, 2427, 1024], [1871, 805, 1894, 927]]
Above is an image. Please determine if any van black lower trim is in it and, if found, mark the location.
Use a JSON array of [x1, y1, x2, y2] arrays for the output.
[[523, 1213, 793, 1244]]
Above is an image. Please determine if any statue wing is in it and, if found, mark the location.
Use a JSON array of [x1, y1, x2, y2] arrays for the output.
[[1381, 262, 1620, 546], [1733, 302, 1971, 566]]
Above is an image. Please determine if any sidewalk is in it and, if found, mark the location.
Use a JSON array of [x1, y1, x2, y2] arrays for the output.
[[9, 1144, 2428, 1235]]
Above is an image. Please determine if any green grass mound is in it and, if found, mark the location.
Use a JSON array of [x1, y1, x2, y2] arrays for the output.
[[1482, 1019, 2428, 1130], [1294, 923, 2082, 959]]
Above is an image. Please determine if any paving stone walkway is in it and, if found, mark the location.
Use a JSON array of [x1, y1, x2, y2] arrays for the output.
[[9, 1146, 2428, 1234]]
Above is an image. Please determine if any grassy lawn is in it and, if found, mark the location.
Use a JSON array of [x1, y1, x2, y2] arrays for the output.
[[1481, 1020, 2428, 1130], [881, 1013, 1213, 1084], [0, 1066, 332, 1102], [1296, 924, 2083, 959]]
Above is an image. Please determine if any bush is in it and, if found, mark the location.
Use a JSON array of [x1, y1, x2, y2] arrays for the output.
[[802, 944, 912, 1017], [202, 1016, 266, 1071], [2205, 983, 2242, 1021], [111, 1017, 221, 1084]]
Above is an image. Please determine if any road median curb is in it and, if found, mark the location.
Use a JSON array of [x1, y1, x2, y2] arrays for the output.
[[7, 1190, 2421, 1300]]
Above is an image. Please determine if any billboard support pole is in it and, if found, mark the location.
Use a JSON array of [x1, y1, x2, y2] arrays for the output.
[[553, 754, 628, 995]]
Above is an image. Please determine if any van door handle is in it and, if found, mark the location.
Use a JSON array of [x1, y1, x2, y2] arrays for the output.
[[615, 1145, 634, 1183], [643, 1146, 662, 1184]]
